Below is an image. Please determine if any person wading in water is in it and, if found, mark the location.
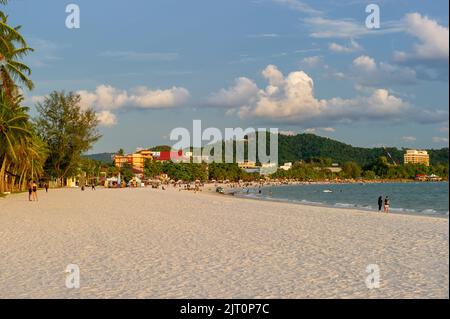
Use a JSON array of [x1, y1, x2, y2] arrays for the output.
[[384, 196, 390, 213]]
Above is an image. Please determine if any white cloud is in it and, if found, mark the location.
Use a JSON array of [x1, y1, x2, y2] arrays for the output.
[[206, 77, 259, 108], [329, 39, 362, 53], [401, 136, 417, 142], [76, 84, 189, 127], [353, 55, 376, 72], [395, 13, 449, 63], [77, 85, 190, 111], [96, 111, 117, 127], [272, 0, 322, 15], [321, 127, 335, 132], [352, 55, 417, 86], [209, 64, 446, 126]]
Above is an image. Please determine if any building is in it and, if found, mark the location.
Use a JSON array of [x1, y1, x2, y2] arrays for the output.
[[238, 161, 257, 169], [113, 150, 153, 171], [404, 150, 430, 166], [114, 149, 188, 172]]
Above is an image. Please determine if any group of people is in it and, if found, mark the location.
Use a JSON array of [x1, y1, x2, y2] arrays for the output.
[[378, 196, 390, 213]]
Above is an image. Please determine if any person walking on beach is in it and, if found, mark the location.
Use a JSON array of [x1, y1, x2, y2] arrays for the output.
[[384, 196, 390, 213], [378, 196, 383, 212], [91, 183, 96, 191], [27, 179, 32, 201], [31, 181, 38, 201], [44, 182, 49, 193]]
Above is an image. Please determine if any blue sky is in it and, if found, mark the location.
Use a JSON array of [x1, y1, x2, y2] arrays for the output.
[[6, 0, 449, 153]]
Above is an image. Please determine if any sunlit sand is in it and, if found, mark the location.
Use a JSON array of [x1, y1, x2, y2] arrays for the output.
[[0, 187, 448, 298]]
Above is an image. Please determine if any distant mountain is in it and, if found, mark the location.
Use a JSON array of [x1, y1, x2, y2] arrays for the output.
[[84, 152, 115, 164], [84, 134, 449, 166]]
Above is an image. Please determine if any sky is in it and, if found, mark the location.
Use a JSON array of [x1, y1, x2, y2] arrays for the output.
[[6, 0, 450, 153]]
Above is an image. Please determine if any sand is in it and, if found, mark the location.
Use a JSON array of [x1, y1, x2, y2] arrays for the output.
[[0, 186, 448, 299]]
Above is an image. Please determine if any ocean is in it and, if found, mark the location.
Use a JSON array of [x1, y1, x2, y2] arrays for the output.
[[236, 182, 449, 217]]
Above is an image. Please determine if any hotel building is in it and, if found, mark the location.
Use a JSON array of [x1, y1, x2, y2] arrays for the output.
[[404, 150, 430, 166]]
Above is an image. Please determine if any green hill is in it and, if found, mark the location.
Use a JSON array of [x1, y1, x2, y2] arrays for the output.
[[277, 134, 448, 166], [84, 152, 115, 164], [278, 134, 449, 166], [84, 134, 449, 167]]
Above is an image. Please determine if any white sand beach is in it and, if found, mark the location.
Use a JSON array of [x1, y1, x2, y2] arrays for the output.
[[0, 187, 448, 299]]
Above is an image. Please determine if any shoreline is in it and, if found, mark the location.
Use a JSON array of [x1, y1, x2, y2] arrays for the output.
[[204, 188, 449, 220], [203, 181, 449, 219]]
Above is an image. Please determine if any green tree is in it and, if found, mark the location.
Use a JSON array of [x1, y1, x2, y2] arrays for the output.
[[144, 159, 163, 178], [36, 91, 101, 186], [362, 170, 376, 180], [342, 161, 362, 179], [0, 92, 47, 192], [0, 13, 34, 97], [120, 163, 134, 183]]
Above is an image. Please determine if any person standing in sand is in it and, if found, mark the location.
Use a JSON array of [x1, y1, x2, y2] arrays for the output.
[[27, 179, 32, 201], [384, 196, 390, 213], [31, 181, 38, 201], [378, 196, 383, 212], [44, 182, 49, 193]]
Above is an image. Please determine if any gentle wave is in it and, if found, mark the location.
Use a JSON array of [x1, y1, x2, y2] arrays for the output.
[[235, 186, 448, 218]]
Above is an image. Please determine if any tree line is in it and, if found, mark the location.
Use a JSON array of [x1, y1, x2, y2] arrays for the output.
[[1, 0, 100, 192]]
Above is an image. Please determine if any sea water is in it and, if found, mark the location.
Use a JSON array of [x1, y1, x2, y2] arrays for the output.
[[236, 182, 449, 217]]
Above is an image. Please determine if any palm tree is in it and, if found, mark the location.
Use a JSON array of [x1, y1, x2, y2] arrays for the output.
[[0, 92, 29, 191], [1, 0, 34, 97], [0, 23, 34, 97], [0, 92, 47, 192]]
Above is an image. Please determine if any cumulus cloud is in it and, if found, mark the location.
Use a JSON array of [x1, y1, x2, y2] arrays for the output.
[[353, 55, 376, 72], [352, 55, 417, 86], [206, 77, 259, 108], [329, 40, 362, 53], [395, 13, 449, 63], [76, 85, 189, 126], [78, 85, 189, 111], [96, 110, 118, 127], [209, 64, 447, 126]]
